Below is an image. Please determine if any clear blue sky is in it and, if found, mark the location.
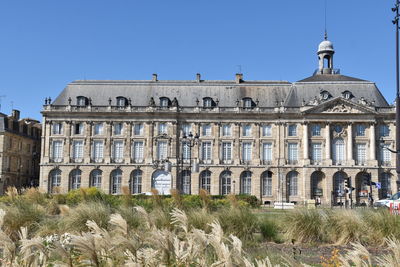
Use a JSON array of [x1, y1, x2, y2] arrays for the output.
[[0, 0, 396, 120]]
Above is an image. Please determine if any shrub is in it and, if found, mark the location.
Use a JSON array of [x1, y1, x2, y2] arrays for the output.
[[259, 218, 279, 242], [216, 207, 258, 241], [1, 199, 46, 238], [187, 208, 215, 232], [182, 195, 202, 209], [283, 208, 327, 243], [326, 209, 366, 245], [236, 195, 260, 208], [61, 201, 111, 232]]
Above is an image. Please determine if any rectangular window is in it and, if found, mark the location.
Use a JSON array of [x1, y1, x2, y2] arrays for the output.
[[157, 141, 168, 160], [381, 144, 392, 165], [114, 123, 123, 135], [158, 123, 167, 135], [74, 123, 83, 135], [380, 125, 390, 137], [51, 140, 63, 162], [133, 123, 144, 136], [288, 124, 297, 136], [202, 124, 212, 136], [356, 143, 366, 165], [242, 142, 252, 162], [262, 143, 273, 163], [222, 142, 232, 161], [356, 124, 366, 136], [182, 141, 191, 160], [222, 124, 232, 136], [92, 140, 104, 162], [181, 124, 191, 137], [113, 141, 124, 162], [52, 123, 63, 135], [132, 141, 144, 162], [94, 123, 103, 135], [262, 125, 272, 137], [288, 143, 298, 164], [72, 140, 84, 161], [311, 143, 322, 164], [311, 125, 321, 136], [243, 125, 252, 137], [201, 142, 212, 161]]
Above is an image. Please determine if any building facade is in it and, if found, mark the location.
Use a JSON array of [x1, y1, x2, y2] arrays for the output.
[[39, 39, 397, 205], [0, 110, 41, 195]]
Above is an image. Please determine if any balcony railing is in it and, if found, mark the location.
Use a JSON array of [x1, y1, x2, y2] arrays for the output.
[[261, 160, 272, 165], [310, 160, 321, 165], [286, 160, 298, 165]]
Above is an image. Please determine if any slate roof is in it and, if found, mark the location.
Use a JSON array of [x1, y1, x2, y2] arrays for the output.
[[51, 73, 390, 109]]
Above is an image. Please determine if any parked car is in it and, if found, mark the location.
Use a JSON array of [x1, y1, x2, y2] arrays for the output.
[[373, 192, 400, 208]]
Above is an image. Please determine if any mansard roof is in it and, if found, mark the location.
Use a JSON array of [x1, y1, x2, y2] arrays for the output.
[[51, 73, 390, 109]]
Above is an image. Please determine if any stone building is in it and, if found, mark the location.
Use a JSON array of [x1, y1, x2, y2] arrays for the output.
[[0, 110, 41, 195], [39, 38, 397, 205]]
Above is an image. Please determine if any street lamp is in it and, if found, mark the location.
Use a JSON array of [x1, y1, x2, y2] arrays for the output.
[[392, 0, 400, 185], [180, 132, 199, 194]]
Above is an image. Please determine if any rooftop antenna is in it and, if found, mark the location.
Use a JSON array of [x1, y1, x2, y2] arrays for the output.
[[324, 0, 328, 40], [0, 95, 6, 111], [237, 65, 242, 74]]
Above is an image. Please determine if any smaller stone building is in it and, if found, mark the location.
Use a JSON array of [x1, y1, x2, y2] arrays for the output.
[[0, 110, 41, 194]]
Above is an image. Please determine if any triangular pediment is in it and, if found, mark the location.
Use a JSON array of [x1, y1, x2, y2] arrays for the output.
[[302, 97, 377, 114]]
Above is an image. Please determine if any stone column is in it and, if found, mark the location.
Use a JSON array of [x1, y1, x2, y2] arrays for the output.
[[124, 122, 132, 163], [370, 123, 376, 161], [325, 123, 331, 164], [303, 122, 309, 164], [213, 123, 220, 164], [145, 122, 154, 163], [104, 122, 112, 164], [347, 123, 354, 165], [64, 122, 72, 163], [254, 123, 260, 164], [84, 122, 92, 163]]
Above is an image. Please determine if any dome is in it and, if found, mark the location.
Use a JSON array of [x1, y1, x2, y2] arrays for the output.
[[318, 40, 334, 53]]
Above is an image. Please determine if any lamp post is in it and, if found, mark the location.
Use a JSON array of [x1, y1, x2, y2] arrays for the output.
[[180, 132, 199, 194], [393, 0, 400, 187]]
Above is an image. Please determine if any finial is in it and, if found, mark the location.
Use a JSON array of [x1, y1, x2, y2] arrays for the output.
[[324, 30, 328, 40]]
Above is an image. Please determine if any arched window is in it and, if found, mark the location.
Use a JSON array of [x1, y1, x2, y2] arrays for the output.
[[240, 171, 252, 195], [179, 170, 191, 194], [287, 171, 298, 196], [159, 97, 170, 108], [332, 138, 345, 165], [262, 171, 272, 196], [90, 169, 102, 189], [333, 172, 346, 198], [49, 169, 61, 193], [116, 96, 127, 107], [220, 171, 231, 195], [76, 96, 88, 107], [69, 169, 81, 190], [203, 97, 214, 108], [380, 173, 391, 199], [130, 169, 142, 194], [200, 170, 211, 193], [110, 169, 122, 194], [242, 97, 253, 109]]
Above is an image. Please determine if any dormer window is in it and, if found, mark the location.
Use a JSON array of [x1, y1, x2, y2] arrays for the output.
[[243, 98, 254, 109], [203, 97, 215, 108], [342, 91, 353, 100], [320, 91, 331, 101], [76, 96, 88, 107], [116, 97, 127, 107], [160, 97, 171, 108]]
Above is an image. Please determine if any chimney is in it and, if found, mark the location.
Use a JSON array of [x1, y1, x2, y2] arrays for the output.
[[11, 109, 20, 120], [196, 73, 201, 82], [235, 73, 243, 84], [152, 73, 158, 82]]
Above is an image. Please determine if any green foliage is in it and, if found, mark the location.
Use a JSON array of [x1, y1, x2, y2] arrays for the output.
[[283, 208, 328, 243], [236, 194, 261, 208], [61, 201, 111, 232], [1, 199, 46, 238], [182, 195, 203, 209], [216, 207, 258, 241], [259, 218, 279, 242]]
